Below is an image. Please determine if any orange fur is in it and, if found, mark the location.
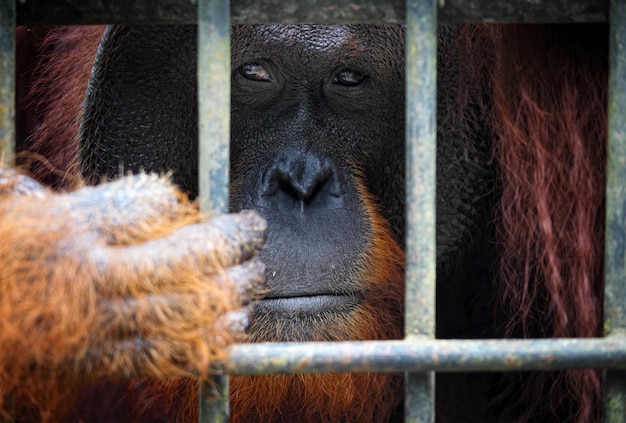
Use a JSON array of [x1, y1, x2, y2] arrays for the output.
[[0, 167, 264, 422]]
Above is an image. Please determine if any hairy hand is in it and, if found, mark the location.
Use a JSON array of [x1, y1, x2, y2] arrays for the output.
[[0, 167, 266, 388]]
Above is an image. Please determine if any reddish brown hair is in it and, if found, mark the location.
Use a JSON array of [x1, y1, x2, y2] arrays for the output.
[[16, 25, 104, 189], [476, 24, 608, 422]]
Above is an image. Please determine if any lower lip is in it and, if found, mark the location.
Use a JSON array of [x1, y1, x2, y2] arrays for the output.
[[254, 295, 359, 315]]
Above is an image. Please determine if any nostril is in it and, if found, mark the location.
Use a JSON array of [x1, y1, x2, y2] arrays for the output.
[[278, 166, 331, 201], [260, 153, 343, 210]]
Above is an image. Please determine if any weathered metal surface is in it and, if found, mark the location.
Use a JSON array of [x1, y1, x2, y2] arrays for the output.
[[199, 374, 229, 423], [603, 0, 626, 421], [233, 0, 404, 24], [226, 338, 626, 374], [604, 370, 626, 423], [0, 0, 15, 167], [439, 0, 607, 23], [198, 0, 230, 215], [405, 0, 436, 349], [405, 1, 437, 421], [197, 0, 231, 420], [16, 0, 197, 25], [16, 0, 607, 24], [605, 0, 626, 344]]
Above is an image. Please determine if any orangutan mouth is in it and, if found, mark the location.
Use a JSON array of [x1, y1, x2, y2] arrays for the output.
[[254, 294, 361, 315]]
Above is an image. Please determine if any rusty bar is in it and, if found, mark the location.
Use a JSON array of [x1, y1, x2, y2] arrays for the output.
[[0, 0, 15, 167], [16, 0, 607, 24], [405, 0, 437, 421], [0, 336, 616, 408], [197, 0, 231, 420], [603, 0, 626, 421], [226, 338, 626, 374]]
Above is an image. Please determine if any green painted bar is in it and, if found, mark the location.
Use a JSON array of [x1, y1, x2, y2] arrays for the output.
[[0, 0, 15, 167], [198, 374, 229, 423], [197, 0, 231, 420], [226, 338, 626, 374], [405, 0, 437, 421], [603, 0, 626, 421]]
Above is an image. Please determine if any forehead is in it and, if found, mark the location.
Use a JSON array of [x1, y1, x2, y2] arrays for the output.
[[231, 25, 367, 65]]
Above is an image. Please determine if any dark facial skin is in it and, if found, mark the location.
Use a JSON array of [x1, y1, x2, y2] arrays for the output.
[[229, 25, 406, 340]]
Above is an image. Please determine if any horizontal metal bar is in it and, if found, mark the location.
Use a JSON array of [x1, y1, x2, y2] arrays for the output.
[[440, 0, 607, 23], [223, 337, 626, 375], [16, 0, 608, 24]]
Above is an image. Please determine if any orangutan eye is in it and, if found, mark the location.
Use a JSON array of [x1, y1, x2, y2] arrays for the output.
[[238, 63, 272, 82], [332, 69, 366, 87]]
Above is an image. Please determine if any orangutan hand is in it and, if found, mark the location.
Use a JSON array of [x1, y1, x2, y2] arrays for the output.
[[0, 167, 266, 385]]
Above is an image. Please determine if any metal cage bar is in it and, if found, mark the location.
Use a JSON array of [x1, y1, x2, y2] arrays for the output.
[[197, 0, 232, 420], [404, 0, 437, 420], [0, 0, 15, 167], [198, 0, 231, 215], [603, 0, 626, 420], [227, 338, 626, 374]]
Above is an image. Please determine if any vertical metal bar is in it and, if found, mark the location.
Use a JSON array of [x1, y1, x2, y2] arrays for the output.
[[197, 0, 231, 421], [604, 0, 626, 421], [198, 0, 230, 214], [1, 1, 16, 420], [405, 0, 437, 421], [0, 0, 15, 167], [198, 374, 230, 422]]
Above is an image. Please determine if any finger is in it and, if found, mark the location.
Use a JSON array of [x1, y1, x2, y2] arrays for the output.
[[90, 211, 267, 296], [84, 321, 243, 379], [65, 173, 195, 242], [217, 257, 267, 304], [98, 290, 237, 338], [0, 167, 47, 200], [215, 308, 253, 338], [79, 336, 206, 379], [199, 211, 268, 263]]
